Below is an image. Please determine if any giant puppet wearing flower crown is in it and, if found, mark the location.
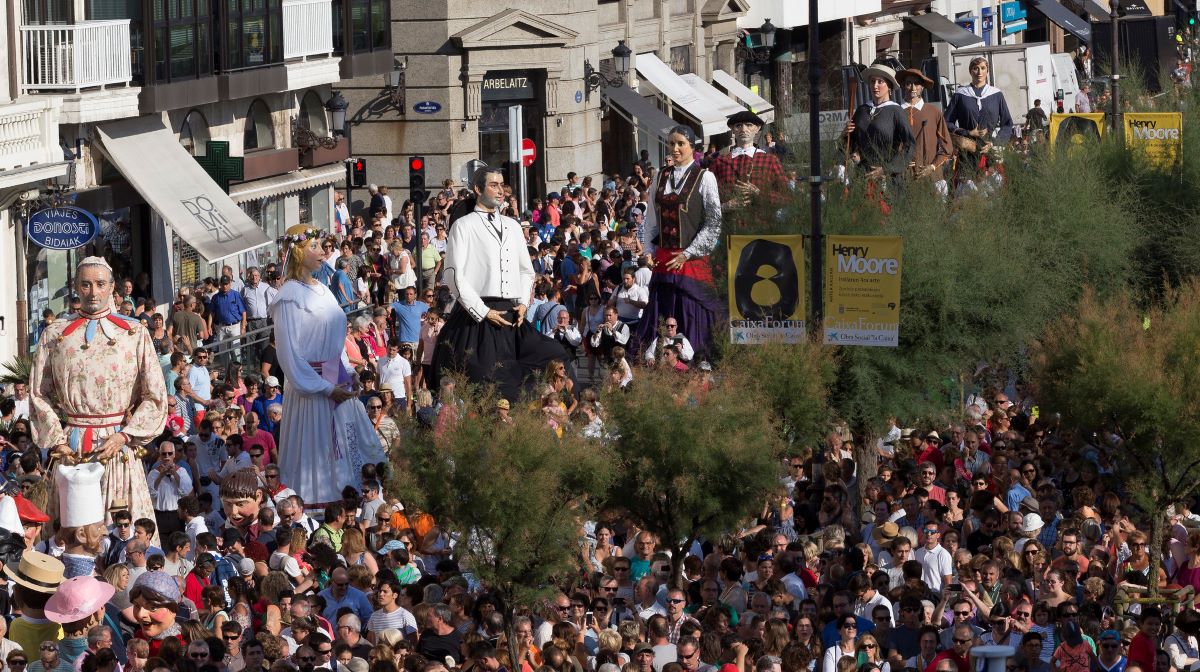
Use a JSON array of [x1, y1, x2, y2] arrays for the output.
[[27, 256, 166, 540]]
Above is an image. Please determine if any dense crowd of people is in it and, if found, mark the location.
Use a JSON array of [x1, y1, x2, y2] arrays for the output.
[[1, 150, 1195, 672]]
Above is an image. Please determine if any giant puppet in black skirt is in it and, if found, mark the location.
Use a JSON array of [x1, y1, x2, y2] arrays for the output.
[[432, 169, 566, 401]]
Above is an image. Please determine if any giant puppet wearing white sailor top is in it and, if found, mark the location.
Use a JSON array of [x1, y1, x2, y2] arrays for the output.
[[432, 167, 567, 401], [944, 56, 1014, 193]]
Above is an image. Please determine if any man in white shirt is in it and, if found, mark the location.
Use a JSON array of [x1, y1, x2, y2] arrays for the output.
[[148, 438, 193, 536], [376, 343, 413, 410], [434, 167, 567, 401], [179, 494, 208, 561], [643, 319, 694, 364], [333, 191, 351, 236], [11, 383, 29, 419], [914, 523, 953, 596], [610, 270, 649, 325], [186, 348, 213, 417]]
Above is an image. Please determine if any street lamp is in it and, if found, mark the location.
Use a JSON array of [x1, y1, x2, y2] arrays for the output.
[[736, 18, 778, 65], [760, 18, 777, 49], [584, 40, 633, 102], [388, 59, 406, 109], [326, 91, 348, 137]]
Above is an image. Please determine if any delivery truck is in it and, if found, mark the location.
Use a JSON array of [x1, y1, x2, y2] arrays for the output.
[[945, 43, 1081, 132]]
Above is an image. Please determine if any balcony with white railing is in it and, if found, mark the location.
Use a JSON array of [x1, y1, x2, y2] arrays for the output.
[[20, 20, 133, 93], [282, 0, 340, 89], [284, 0, 334, 60], [0, 99, 60, 172]]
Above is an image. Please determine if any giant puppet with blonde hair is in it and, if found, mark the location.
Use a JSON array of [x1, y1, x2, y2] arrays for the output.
[[269, 225, 386, 513]]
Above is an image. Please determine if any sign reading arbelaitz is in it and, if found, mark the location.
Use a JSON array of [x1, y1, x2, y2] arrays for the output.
[[727, 235, 806, 344], [1124, 112, 1183, 170], [823, 235, 903, 347]]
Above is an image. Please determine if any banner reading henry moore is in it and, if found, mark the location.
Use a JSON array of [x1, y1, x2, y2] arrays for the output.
[[727, 235, 806, 344], [1124, 112, 1183, 170], [823, 235, 903, 347]]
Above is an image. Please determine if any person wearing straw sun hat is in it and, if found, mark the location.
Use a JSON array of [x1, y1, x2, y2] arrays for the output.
[[5, 551, 66, 657], [841, 63, 914, 189]]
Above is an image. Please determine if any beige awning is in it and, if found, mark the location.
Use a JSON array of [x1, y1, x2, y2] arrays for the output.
[[711, 70, 775, 124], [95, 116, 271, 263], [229, 163, 344, 203], [635, 52, 728, 138]]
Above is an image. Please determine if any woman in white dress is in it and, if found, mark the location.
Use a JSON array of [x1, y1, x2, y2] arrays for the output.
[[270, 224, 387, 512]]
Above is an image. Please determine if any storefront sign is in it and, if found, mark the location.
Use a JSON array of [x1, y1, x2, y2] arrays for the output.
[[1124, 112, 1183, 170], [728, 235, 806, 344], [413, 101, 442, 114], [1001, 1, 1026, 23], [823, 235, 903, 347], [482, 70, 536, 101], [791, 110, 849, 142], [26, 206, 99, 250]]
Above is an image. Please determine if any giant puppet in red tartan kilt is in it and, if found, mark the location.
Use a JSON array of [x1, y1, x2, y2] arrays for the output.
[[708, 110, 790, 213]]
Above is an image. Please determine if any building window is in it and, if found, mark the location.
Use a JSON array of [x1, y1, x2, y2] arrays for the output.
[[669, 45, 692, 75], [179, 110, 211, 156], [335, 0, 387, 53], [299, 91, 328, 135], [149, 0, 214, 82], [222, 0, 282, 70], [23, 0, 71, 24], [244, 99, 274, 151]]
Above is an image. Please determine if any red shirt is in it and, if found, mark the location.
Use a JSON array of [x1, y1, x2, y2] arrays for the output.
[[925, 650, 969, 672], [241, 429, 276, 464], [1128, 631, 1156, 672], [184, 572, 210, 608]]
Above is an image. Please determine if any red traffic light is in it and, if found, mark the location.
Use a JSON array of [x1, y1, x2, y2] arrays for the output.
[[410, 158, 424, 171], [355, 160, 364, 170]]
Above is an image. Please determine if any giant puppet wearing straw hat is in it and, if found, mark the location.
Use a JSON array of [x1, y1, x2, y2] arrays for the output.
[[27, 256, 165, 541], [841, 64, 915, 183]]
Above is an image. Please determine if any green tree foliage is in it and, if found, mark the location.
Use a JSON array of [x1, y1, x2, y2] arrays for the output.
[[1031, 281, 1200, 594], [724, 341, 836, 448], [601, 369, 786, 583], [391, 385, 614, 609]]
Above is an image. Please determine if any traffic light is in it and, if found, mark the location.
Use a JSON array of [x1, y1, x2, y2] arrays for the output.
[[351, 158, 367, 187], [409, 156, 426, 204]]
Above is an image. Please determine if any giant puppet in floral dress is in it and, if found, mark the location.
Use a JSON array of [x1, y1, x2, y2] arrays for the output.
[[27, 257, 165, 542]]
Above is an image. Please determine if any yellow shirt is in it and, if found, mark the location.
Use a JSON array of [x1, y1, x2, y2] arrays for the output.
[[10, 616, 63, 658]]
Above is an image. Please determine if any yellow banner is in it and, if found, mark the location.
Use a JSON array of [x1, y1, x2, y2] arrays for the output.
[[1124, 112, 1183, 170], [1048, 113, 1105, 154], [727, 235, 806, 344], [823, 235, 902, 347]]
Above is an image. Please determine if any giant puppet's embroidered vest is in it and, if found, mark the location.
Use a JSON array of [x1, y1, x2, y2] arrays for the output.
[[655, 163, 706, 250]]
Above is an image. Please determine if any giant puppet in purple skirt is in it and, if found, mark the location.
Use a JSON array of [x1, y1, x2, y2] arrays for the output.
[[636, 126, 726, 360]]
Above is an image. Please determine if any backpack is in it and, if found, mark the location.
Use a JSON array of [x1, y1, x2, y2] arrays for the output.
[[210, 551, 241, 609]]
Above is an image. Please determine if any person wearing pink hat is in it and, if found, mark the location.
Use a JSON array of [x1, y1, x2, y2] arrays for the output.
[[43, 576, 115, 666]]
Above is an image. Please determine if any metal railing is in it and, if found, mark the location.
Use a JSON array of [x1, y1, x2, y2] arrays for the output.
[[20, 20, 133, 92], [205, 302, 371, 367], [283, 0, 334, 60]]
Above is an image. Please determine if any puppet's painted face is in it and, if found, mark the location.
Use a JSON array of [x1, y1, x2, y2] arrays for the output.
[[221, 494, 260, 529], [131, 594, 176, 638]]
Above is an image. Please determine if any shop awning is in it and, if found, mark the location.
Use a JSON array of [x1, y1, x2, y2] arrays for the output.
[[95, 116, 270, 263], [229, 163, 345, 204], [1030, 0, 1092, 42], [680, 73, 748, 125], [635, 52, 728, 137], [907, 11, 985, 48], [712, 69, 776, 124], [601, 84, 677, 141], [1084, 0, 1112, 20]]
